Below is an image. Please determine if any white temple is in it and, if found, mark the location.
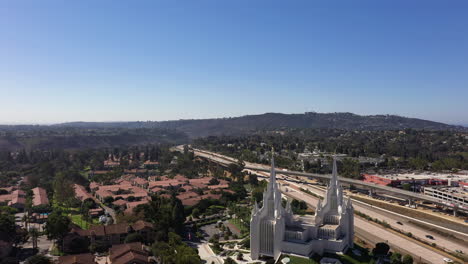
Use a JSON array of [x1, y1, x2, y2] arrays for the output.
[[250, 153, 354, 260]]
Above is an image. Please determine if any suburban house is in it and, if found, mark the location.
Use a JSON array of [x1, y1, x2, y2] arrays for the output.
[[32, 187, 49, 206], [73, 220, 154, 247], [109, 242, 149, 264], [58, 253, 97, 264]]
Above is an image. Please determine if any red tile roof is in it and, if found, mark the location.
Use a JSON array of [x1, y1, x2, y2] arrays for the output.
[[133, 177, 148, 185], [176, 191, 199, 201], [113, 199, 127, 206], [109, 242, 148, 264], [32, 187, 49, 206], [59, 253, 96, 264], [85, 220, 153, 237], [74, 184, 93, 201]]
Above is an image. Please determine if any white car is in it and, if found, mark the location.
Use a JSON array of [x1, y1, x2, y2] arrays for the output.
[[443, 257, 453, 263]]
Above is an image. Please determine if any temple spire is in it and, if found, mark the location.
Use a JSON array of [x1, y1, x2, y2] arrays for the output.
[[331, 155, 338, 187], [270, 147, 276, 187]]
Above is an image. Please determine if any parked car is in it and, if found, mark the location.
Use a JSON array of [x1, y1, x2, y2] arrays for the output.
[[396, 221, 403, 225], [426, 235, 435, 240]]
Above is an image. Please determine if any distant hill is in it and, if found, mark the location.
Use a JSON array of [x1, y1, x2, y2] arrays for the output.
[[0, 127, 188, 151], [56, 112, 464, 138], [0, 112, 464, 151]]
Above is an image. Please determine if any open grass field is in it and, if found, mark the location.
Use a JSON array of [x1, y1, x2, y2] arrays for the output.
[[69, 213, 100, 229]]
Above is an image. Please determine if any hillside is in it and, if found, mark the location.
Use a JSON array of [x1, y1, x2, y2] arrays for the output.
[[0, 127, 188, 152], [0, 112, 462, 151], [57, 112, 464, 138]]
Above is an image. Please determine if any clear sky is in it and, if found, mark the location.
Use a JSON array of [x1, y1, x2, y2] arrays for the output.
[[1, 1, 467, 125]]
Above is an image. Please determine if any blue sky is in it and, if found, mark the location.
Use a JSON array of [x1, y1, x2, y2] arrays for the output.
[[1, 1, 467, 125]]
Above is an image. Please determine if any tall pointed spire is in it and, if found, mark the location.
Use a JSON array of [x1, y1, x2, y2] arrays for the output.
[[330, 155, 338, 187], [270, 147, 276, 188], [252, 201, 259, 216]]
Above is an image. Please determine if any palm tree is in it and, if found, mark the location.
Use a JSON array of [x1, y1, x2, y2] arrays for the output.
[[22, 213, 31, 231], [29, 227, 40, 249]]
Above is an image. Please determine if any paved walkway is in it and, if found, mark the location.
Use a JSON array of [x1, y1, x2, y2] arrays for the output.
[[192, 241, 224, 264]]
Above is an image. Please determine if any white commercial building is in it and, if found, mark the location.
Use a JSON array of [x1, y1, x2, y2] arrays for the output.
[[250, 155, 354, 260]]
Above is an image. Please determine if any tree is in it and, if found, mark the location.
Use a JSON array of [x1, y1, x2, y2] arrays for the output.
[[224, 257, 236, 264], [0, 257, 19, 264], [29, 228, 40, 249], [390, 252, 402, 264], [44, 211, 71, 248], [192, 208, 200, 219], [208, 178, 220, 185], [24, 255, 52, 264], [248, 174, 259, 186], [125, 233, 144, 243], [53, 172, 75, 206], [372, 242, 390, 257], [103, 196, 114, 205], [402, 255, 413, 264], [63, 234, 89, 254], [0, 213, 16, 242], [251, 187, 264, 203]]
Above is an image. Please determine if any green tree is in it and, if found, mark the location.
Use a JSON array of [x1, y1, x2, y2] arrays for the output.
[[0, 213, 16, 243], [29, 228, 40, 249], [372, 242, 390, 257], [192, 208, 200, 219], [103, 196, 114, 205], [390, 252, 402, 264], [53, 172, 75, 206], [44, 211, 71, 248], [24, 255, 52, 264], [124, 233, 144, 243], [402, 255, 413, 264], [224, 258, 236, 264]]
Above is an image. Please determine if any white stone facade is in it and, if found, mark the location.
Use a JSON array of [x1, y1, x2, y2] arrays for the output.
[[250, 155, 354, 260]]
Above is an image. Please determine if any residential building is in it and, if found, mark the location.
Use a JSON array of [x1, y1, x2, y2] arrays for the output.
[[75, 220, 154, 247], [32, 187, 49, 206], [59, 253, 97, 264], [109, 242, 149, 264]]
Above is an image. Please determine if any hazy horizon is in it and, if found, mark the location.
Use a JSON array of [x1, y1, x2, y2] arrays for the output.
[[1, 1, 467, 125], [0, 111, 467, 127]]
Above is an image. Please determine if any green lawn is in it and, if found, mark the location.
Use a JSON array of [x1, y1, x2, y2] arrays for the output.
[[69, 213, 100, 229], [228, 218, 249, 234], [50, 244, 64, 256], [322, 245, 372, 264], [279, 255, 318, 264]]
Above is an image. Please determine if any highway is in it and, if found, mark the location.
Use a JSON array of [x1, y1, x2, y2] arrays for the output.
[[191, 148, 458, 209]]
